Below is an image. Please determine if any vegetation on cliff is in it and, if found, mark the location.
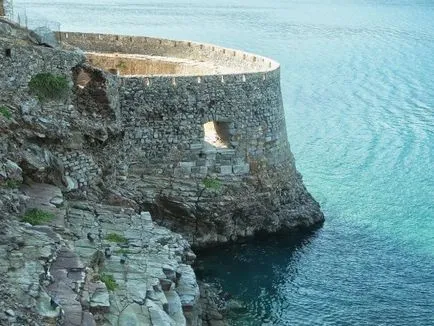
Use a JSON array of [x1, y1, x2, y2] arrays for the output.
[[100, 273, 118, 291], [22, 208, 55, 225], [0, 106, 12, 119], [104, 232, 127, 243], [28, 73, 69, 101]]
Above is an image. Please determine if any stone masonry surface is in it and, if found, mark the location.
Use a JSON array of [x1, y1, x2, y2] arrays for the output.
[[52, 32, 324, 246]]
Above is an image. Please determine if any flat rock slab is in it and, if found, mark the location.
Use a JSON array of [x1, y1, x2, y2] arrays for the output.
[[21, 183, 65, 226], [66, 202, 199, 325], [22, 183, 63, 208], [47, 246, 89, 326]]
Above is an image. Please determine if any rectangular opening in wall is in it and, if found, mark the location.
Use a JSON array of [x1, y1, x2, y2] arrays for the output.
[[75, 69, 91, 89], [204, 121, 231, 148], [5, 49, 11, 57]]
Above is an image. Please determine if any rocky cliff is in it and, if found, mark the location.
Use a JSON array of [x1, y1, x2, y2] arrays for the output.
[[0, 17, 323, 325]]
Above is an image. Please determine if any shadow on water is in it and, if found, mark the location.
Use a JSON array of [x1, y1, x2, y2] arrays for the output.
[[194, 228, 321, 322]]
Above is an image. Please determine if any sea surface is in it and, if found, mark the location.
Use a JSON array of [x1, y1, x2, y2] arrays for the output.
[[13, 0, 434, 325]]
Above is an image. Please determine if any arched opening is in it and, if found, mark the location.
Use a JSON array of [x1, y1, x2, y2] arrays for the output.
[[203, 121, 231, 148]]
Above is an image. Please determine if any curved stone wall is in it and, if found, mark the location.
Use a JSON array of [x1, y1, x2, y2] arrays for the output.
[[85, 52, 220, 76], [54, 31, 323, 246], [56, 32, 279, 76], [118, 68, 292, 179], [56, 31, 291, 178]]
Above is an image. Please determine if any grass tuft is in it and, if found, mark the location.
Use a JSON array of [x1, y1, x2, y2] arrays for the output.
[[100, 273, 117, 291], [0, 106, 12, 120], [104, 233, 127, 243], [22, 209, 55, 225], [1, 180, 21, 189], [28, 73, 69, 101], [203, 177, 221, 190]]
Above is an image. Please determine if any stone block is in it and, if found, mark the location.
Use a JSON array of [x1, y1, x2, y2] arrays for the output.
[[196, 159, 206, 166], [217, 159, 231, 166], [217, 165, 232, 175], [178, 162, 195, 168], [189, 143, 203, 150], [217, 148, 236, 156], [199, 166, 208, 175], [178, 162, 195, 173], [191, 166, 208, 175], [232, 164, 250, 175], [205, 159, 215, 167]]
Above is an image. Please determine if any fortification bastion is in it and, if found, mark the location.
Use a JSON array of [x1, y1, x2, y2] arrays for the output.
[[52, 31, 324, 246]]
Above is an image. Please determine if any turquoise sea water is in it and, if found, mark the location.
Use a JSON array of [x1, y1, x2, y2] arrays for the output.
[[14, 0, 434, 324]]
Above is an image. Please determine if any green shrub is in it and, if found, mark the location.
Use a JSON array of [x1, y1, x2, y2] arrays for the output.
[[115, 60, 127, 69], [104, 233, 127, 243], [22, 209, 55, 225], [0, 106, 12, 120], [1, 180, 21, 189], [203, 177, 221, 190], [100, 273, 118, 291], [115, 248, 132, 255], [28, 73, 69, 101]]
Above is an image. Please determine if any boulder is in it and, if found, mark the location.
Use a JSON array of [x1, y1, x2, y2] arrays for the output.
[[0, 159, 22, 183], [29, 26, 60, 48], [89, 282, 110, 310], [20, 144, 65, 186]]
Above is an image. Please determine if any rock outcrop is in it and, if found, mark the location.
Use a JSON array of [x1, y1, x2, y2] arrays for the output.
[[0, 181, 204, 325], [0, 17, 323, 325]]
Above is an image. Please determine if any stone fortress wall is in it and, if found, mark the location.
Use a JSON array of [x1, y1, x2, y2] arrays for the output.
[[56, 32, 278, 75], [0, 25, 322, 248], [55, 32, 293, 182]]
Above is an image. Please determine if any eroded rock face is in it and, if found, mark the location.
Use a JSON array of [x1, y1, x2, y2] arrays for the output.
[[0, 182, 204, 325], [0, 159, 23, 183], [0, 220, 63, 326], [66, 202, 201, 326], [122, 170, 324, 247]]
